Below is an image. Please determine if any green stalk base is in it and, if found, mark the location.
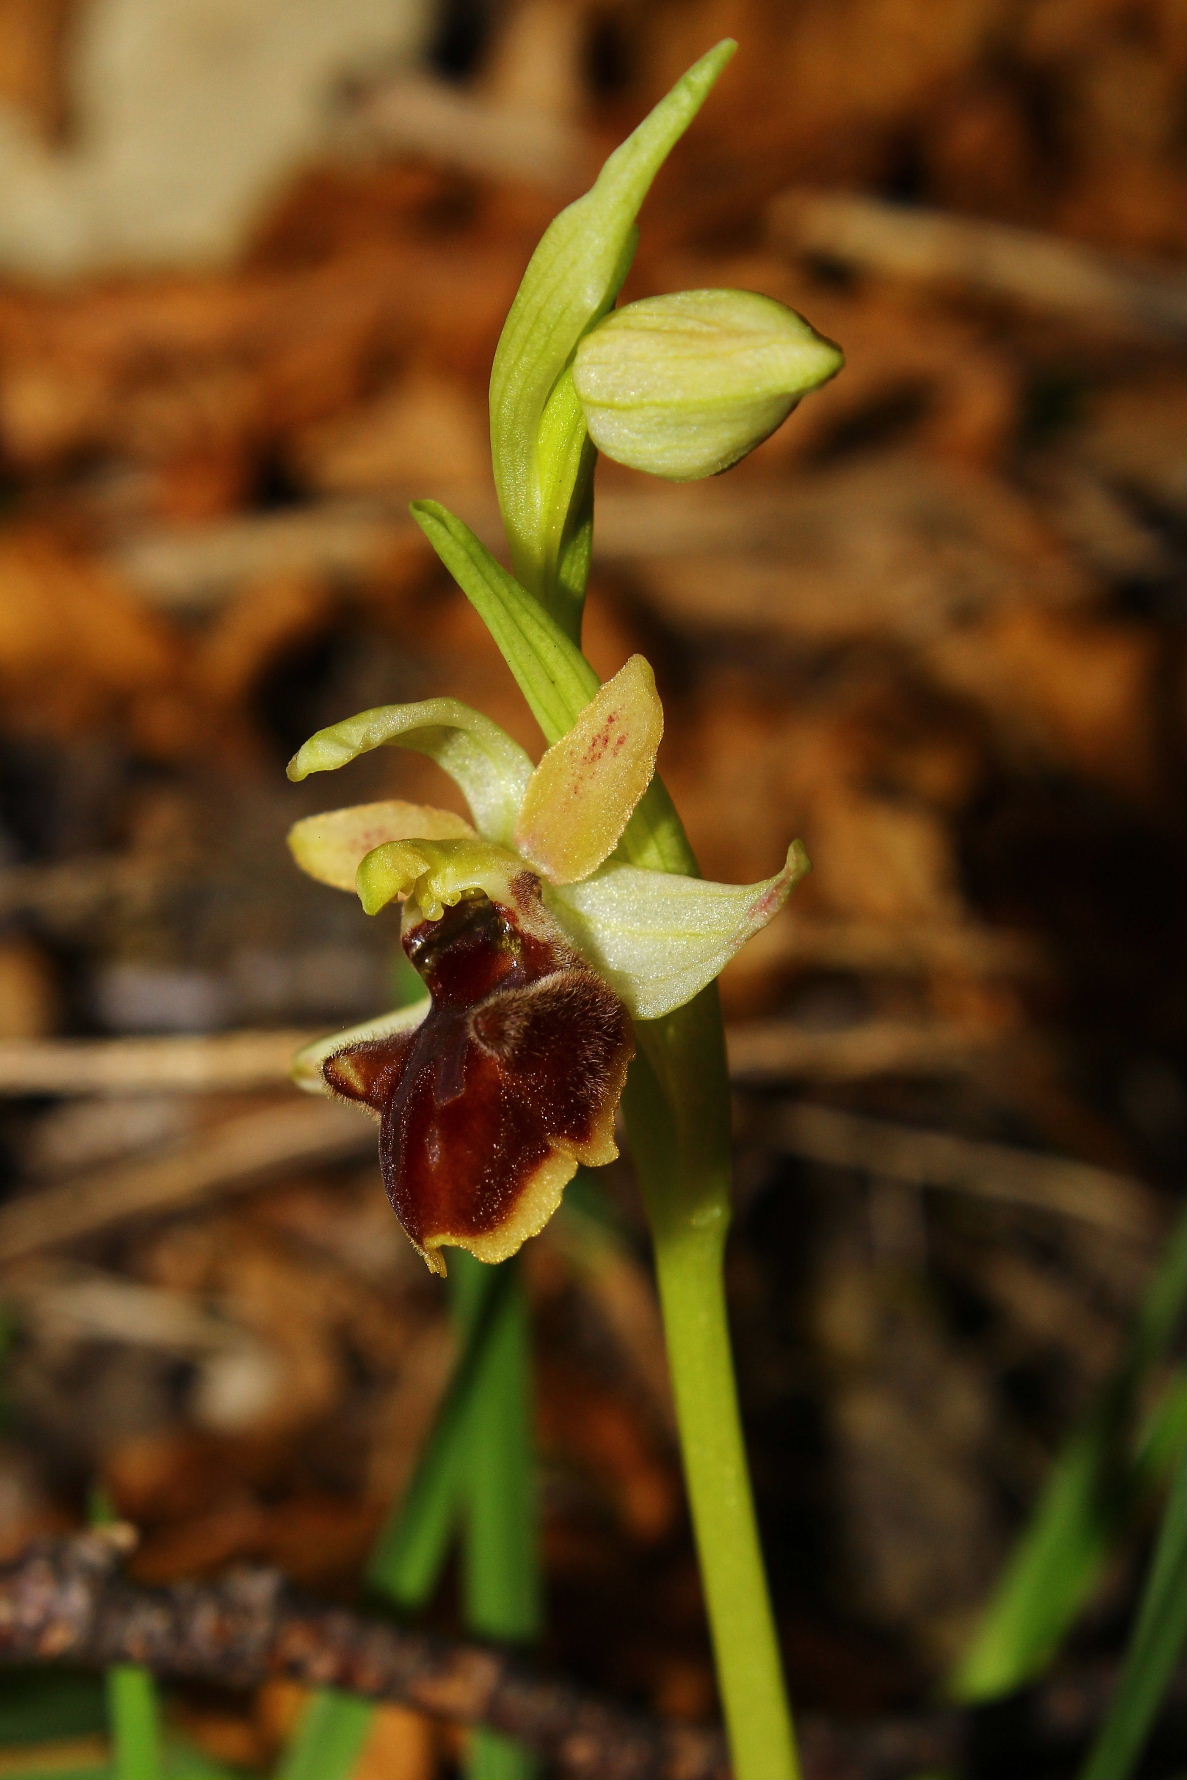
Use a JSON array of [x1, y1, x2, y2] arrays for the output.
[[625, 997, 799, 1780]]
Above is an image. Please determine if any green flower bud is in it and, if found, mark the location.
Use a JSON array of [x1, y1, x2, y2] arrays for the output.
[[572, 288, 843, 481]]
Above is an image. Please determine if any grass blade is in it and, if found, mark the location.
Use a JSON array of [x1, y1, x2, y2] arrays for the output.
[[1079, 1445, 1187, 1780], [952, 1211, 1187, 1701], [89, 1492, 164, 1780], [0, 1671, 107, 1744], [272, 1693, 374, 1780], [452, 1253, 540, 1780], [106, 1665, 163, 1780]]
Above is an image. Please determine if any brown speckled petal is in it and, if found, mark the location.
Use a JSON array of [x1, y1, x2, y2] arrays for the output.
[[322, 885, 633, 1274]]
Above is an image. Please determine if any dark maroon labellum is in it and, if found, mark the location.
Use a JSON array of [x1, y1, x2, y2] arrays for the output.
[[323, 879, 633, 1272]]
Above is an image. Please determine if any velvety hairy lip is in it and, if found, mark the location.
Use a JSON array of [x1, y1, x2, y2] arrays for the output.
[[323, 885, 633, 1273]]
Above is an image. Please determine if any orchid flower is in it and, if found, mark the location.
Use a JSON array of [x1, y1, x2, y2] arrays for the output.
[[287, 654, 807, 1276], [274, 41, 832, 1780]]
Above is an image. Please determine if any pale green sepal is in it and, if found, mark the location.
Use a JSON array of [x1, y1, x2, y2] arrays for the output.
[[488, 40, 736, 618], [291, 999, 429, 1095], [356, 837, 523, 924], [286, 698, 533, 847], [551, 841, 810, 1020]]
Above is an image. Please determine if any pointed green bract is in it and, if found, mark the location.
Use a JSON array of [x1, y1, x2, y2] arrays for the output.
[[488, 40, 736, 627], [531, 365, 598, 629], [412, 500, 692, 873], [551, 842, 809, 1019], [414, 500, 691, 873], [287, 697, 533, 847], [412, 501, 599, 742]]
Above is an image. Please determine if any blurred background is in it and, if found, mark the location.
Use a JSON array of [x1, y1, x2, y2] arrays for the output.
[[0, 0, 1183, 1773]]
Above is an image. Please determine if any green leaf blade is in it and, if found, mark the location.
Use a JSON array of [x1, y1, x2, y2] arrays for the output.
[[952, 1212, 1187, 1702], [1079, 1446, 1187, 1780]]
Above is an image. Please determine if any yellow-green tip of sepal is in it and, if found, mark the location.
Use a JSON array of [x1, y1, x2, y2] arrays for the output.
[[572, 288, 843, 481]]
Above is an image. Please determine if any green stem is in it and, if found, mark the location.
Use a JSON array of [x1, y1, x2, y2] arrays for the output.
[[625, 993, 799, 1780], [621, 764, 800, 1778], [452, 1252, 541, 1780]]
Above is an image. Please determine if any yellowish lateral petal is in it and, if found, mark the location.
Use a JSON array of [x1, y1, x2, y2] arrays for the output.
[[286, 697, 534, 847], [288, 801, 474, 891], [514, 655, 663, 885]]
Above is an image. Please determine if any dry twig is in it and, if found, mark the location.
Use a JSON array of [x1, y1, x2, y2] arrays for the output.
[[0, 1014, 1016, 1103], [0, 1530, 728, 1780], [0, 1098, 370, 1264], [0, 1029, 1142, 1263], [759, 1102, 1160, 1240], [0, 1030, 314, 1096], [726, 1017, 1010, 1081], [336, 70, 590, 188], [772, 189, 1187, 338], [0, 1534, 1145, 1780]]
